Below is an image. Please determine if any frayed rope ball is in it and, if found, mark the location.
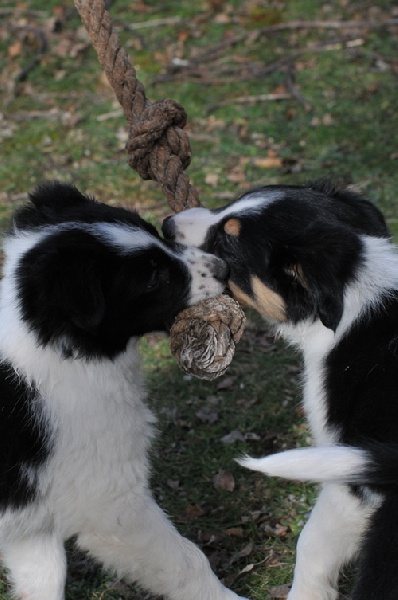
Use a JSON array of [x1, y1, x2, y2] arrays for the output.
[[170, 296, 246, 380]]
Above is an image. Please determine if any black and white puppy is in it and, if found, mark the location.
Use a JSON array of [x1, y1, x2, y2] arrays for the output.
[[163, 180, 398, 600], [0, 182, 249, 600]]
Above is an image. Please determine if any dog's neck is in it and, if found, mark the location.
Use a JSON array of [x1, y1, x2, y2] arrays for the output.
[[275, 236, 398, 446], [276, 235, 398, 356]]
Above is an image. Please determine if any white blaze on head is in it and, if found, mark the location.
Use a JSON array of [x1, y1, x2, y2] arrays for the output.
[[170, 207, 219, 246], [170, 191, 283, 247]]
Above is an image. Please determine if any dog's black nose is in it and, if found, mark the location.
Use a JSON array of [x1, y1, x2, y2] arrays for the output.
[[162, 216, 175, 240], [214, 257, 230, 282]]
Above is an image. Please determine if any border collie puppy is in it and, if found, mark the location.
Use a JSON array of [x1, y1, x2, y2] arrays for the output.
[[0, 182, 248, 600], [163, 180, 398, 599]]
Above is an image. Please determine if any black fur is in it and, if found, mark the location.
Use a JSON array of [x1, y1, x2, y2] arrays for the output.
[[16, 181, 159, 238], [17, 228, 191, 358], [0, 362, 51, 510], [199, 183, 387, 331], [0, 182, 233, 600], [351, 492, 398, 600], [327, 293, 398, 450], [164, 181, 398, 599], [15, 183, 194, 359]]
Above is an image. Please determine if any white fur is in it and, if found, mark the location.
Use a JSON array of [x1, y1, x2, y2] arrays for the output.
[[241, 236, 398, 600], [287, 484, 378, 600], [182, 245, 227, 304], [171, 191, 282, 246], [275, 236, 398, 449], [238, 446, 369, 483], [88, 222, 228, 304], [0, 227, 247, 600], [172, 192, 398, 599]]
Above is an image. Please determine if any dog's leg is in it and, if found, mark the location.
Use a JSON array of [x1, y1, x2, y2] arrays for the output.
[[350, 492, 398, 600], [77, 493, 247, 600], [3, 532, 66, 600], [287, 483, 371, 600]]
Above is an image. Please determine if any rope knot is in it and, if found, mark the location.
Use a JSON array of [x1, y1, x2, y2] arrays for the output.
[[127, 98, 191, 180]]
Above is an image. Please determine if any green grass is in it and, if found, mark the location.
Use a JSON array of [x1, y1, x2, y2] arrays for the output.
[[141, 322, 312, 599], [1, 0, 398, 598]]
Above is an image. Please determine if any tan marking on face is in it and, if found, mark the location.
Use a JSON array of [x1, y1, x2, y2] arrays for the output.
[[229, 281, 257, 310], [229, 277, 286, 321], [224, 218, 241, 236], [252, 276, 286, 321]]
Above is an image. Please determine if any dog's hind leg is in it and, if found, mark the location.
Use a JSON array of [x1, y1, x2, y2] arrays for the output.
[[287, 483, 373, 600], [76, 493, 246, 600], [351, 492, 398, 600], [3, 531, 66, 600]]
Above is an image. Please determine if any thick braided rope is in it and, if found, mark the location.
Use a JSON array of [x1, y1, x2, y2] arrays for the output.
[[73, 0, 245, 379], [74, 0, 199, 211]]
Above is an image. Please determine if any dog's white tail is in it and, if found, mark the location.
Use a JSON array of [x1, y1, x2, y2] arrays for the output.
[[237, 446, 370, 484]]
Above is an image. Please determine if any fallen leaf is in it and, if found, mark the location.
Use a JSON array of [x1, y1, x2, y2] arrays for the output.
[[225, 527, 244, 538], [236, 539, 254, 558], [236, 398, 259, 409], [205, 173, 219, 186], [221, 430, 244, 444], [166, 479, 180, 490], [205, 395, 218, 404], [269, 584, 291, 599], [217, 376, 237, 390], [198, 530, 218, 544], [176, 418, 192, 428], [178, 30, 189, 43], [213, 469, 235, 492], [262, 522, 290, 538], [196, 406, 219, 423], [213, 13, 231, 23], [227, 169, 246, 184], [249, 509, 263, 522], [238, 563, 254, 575], [205, 116, 226, 130], [8, 41, 22, 58], [244, 432, 261, 441], [253, 157, 283, 169], [186, 504, 205, 518], [274, 523, 289, 537]]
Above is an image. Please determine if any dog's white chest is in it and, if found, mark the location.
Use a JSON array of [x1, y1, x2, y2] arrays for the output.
[[303, 356, 335, 445], [300, 324, 337, 446], [26, 346, 157, 532]]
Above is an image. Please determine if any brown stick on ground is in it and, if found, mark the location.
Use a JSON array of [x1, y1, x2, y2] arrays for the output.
[[73, 0, 245, 379]]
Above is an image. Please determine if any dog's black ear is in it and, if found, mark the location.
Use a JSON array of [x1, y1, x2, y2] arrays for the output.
[[293, 224, 362, 331], [29, 182, 92, 210], [52, 259, 105, 333], [19, 235, 106, 339]]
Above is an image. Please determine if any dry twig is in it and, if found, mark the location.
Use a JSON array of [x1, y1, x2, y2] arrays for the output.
[[154, 18, 398, 85], [206, 93, 291, 114], [13, 26, 48, 83]]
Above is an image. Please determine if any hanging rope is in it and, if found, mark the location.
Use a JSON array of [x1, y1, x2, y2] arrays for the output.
[[74, 0, 199, 211], [74, 0, 245, 379]]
